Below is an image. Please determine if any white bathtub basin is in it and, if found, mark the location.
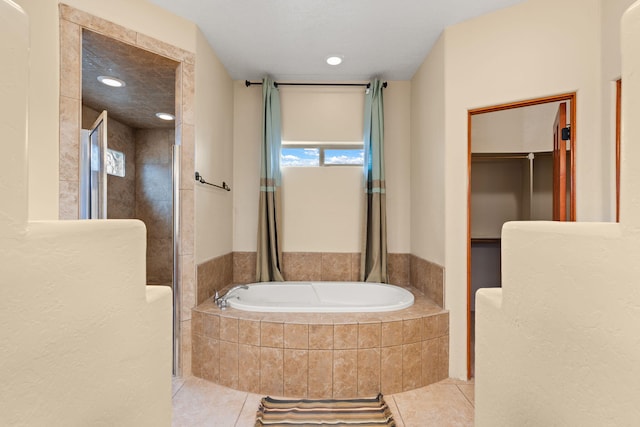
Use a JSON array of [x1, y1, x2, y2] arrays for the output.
[[226, 281, 414, 313]]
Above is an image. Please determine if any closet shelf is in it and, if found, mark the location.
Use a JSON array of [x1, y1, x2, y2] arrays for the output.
[[471, 237, 502, 243]]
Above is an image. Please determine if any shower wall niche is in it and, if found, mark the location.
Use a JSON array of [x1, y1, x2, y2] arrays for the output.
[[83, 106, 174, 285]]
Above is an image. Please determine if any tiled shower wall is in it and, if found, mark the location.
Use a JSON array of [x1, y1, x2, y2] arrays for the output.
[[60, 4, 196, 376], [136, 129, 174, 285], [82, 107, 174, 285], [198, 252, 444, 307]]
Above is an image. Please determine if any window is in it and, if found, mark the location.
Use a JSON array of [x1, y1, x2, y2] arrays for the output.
[[281, 143, 363, 167], [106, 148, 125, 177]]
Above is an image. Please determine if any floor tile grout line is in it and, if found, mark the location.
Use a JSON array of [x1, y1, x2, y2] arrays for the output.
[[234, 392, 251, 426], [390, 395, 405, 426], [171, 378, 186, 399], [456, 384, 474, 408]]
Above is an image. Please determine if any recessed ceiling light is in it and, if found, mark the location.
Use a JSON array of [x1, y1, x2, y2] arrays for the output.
[[326, 55, 343, 66], [155, 112, 175, 121], [97, 75, 126, 87]]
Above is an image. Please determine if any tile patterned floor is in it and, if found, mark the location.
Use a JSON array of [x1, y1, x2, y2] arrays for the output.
[[172, 376, 474, 426]]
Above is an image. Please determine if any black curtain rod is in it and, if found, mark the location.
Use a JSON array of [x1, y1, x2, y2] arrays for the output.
[[245, 80, 388, 89]]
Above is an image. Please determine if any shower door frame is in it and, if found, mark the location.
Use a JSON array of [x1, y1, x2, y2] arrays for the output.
[[58, 5, 197, 377]]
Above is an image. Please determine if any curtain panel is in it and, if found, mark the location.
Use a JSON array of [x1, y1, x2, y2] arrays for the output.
[[256, 76, 285, 282], [360, 79, 388, 283]]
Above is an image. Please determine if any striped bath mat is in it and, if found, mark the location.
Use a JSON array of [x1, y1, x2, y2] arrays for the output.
[[255, 393, 396, 426]]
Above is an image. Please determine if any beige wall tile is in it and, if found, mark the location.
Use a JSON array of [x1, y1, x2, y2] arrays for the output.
[[59, 20, 80, 100], [308, 350, 333, 398], [357, 348, 380, 397], [321, 253, 352, 281], [358, 322, 381, 349], [136, 32, 194, 64], [387, 253, 410, 286], [195, 336, 219, 383], [334, 324, 358, 350], [403, 318, 423, 344], [423, 314, 438, 340], [437, 335, 449, 381], [220, 316, 238, 342], [219, 341, 239, 389], [239, 319, 260, 346], [238, 344, 260, 393], [282, 252, 322, 281], [59, 96, 80, 182], [309, 324, 333, 350], [59, 180, 79, 220], [261, 322, 284, 348], [402, 342, 423, 391], [380, 346, 403, 395], [436, 312, 449, 337], [284, 323, 309, 349], [233, 252, 257, 284], [260, 347, 284, 395], [180, 61, 196, 124], [179, 189, 195, 256], [179, 124, 195, 191], [180, 319, 192, 377], [333, 350, 357, 398], [204, 314, 220, 340], [60, 5, 137, 44], [381, 321, 403, 347], [351, 253, 361, 281], [192, 311, 204, 336], [284, 349, 308, 397], [422, 338, 439, 386], [180, 255, 195, 319]]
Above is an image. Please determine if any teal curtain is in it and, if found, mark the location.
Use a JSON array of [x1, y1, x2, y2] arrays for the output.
[[360, 79, 388, 283], [256, 76, 284, 281]]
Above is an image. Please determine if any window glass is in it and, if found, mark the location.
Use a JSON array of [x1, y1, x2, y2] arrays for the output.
[[281, 147, 320, 167], [106, 148, 125, 177], [324, 148, 364, 166]]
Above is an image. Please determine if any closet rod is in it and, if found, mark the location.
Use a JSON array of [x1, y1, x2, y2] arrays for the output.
[[471, 153, 531, 160], [245, 80, 388, 89]]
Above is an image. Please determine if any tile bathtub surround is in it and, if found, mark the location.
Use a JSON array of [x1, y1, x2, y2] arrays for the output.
[[231, 251, 410, 285], [191, 287, 449, 398], [410, 255, 444, 307], [197, 253, 233, 304]]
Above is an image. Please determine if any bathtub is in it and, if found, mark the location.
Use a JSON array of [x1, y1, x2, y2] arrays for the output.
[[226, 281, 414, 313]]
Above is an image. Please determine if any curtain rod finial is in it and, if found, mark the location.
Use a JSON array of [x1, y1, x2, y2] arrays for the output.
[[245, 80, 251, 87]]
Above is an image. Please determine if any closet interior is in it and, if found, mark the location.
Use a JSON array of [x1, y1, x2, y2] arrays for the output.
[[468, 98, 573, 376]]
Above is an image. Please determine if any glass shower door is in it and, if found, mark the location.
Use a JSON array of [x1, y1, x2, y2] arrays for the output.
[[80, 110, 108, 219]]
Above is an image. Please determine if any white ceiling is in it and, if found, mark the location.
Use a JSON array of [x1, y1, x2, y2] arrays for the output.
[[147, 0, 527, 81]]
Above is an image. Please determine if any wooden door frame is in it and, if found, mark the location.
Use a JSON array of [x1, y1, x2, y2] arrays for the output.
[[616, 79, 622, 223], [466, 92, 577, 379]]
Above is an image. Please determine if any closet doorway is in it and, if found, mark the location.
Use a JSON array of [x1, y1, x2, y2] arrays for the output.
[[466, 93, 577, 379]]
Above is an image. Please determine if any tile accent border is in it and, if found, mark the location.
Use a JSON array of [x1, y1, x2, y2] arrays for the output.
[[192, 288, 449, 398]]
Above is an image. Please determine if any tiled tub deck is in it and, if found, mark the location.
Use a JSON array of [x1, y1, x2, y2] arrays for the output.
[[191, 286, 449, 398]]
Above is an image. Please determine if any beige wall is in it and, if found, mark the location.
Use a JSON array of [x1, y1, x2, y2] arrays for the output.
[[410, 0, 630, 378], [476, 6, 640, 421], [233, 81, 411, 254], [16, 0, 197, 221], [601, 0, 637, 219], [194, 29, 235, 263], [1, 2, 172, 424], [410, 34, 446, 266]]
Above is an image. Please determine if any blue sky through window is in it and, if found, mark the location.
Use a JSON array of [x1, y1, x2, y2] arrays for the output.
[[281, 147, 363, 166]]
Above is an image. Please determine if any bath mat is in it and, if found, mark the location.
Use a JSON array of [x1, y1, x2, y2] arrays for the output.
[[255, 393, 396, 426]]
